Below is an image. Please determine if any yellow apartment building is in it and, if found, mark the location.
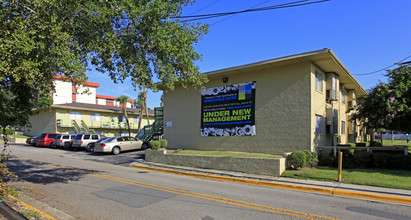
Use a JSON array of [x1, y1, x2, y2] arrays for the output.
[[25, 102, 154, 137], [162, 49, 368, 154]]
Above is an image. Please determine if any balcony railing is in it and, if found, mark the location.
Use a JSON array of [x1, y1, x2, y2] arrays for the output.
[[57, 119, 152, 130]]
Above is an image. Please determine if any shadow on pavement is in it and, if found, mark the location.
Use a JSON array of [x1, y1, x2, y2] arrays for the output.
[[5, 157, 99, 185]]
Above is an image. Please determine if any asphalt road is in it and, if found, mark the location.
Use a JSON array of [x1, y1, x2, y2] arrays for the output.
[[5, 144, 411, 220]]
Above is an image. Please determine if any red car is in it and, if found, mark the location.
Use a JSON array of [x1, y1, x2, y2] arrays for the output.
[[36, 133, 60, 147]]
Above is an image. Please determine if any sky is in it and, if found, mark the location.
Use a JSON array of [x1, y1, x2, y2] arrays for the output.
[[86, 0, 411, 109]]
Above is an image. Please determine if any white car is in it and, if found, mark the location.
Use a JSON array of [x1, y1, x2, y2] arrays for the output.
[[94, 136, 148, 155], [72, 134, 106, 150]]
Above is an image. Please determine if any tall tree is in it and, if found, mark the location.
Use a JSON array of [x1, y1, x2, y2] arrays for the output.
[[142, 91, 150, 124], [352, 63, 411, 132], [116, 95, 131, 136], [0, 0, 208, 131], [134, 96, 145, 133]]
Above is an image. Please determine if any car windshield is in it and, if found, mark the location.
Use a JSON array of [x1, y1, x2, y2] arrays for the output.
[[74, 135, 83, 140], [55, 135, 61, 139]]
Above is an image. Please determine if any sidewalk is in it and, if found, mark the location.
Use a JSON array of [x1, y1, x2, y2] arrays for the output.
[[130, 161, 411, 206]]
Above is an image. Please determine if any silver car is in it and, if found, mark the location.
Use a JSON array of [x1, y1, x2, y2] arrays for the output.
[[72, 134, 106, 149], [94, 136, 148, 155], [53, 134, 76, 148]]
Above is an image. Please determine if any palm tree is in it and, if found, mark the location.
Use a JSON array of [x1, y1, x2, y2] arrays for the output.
[[141, 91, 150, 124], [135, 93, 145, 132], [116, 95, 131, 136]]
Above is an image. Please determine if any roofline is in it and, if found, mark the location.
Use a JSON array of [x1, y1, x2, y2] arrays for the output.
[[204, 48, 331, 76], [54, 75, 100, 88]]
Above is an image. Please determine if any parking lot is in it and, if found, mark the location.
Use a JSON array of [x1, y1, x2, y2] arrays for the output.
[[12, 143, 146, 166]]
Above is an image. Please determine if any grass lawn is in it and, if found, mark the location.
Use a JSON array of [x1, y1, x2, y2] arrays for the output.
[[380, 139, 411, 153], [177, 150, 282, 159], [282, 166, 411, 190], [11, 134, 31, 139]]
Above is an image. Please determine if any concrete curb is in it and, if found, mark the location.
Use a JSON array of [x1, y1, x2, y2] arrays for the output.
[[131, 164, 411, 205], [0, 200, 26, 220], [9, 195, 57, 220]]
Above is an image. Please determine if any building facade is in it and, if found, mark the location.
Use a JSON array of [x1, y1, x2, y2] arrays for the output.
[[162, 49, 367, 154], [25, 76, 151, 137]]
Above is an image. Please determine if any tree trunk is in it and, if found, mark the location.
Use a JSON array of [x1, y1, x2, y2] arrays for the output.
[[123, 106, 131, 136]]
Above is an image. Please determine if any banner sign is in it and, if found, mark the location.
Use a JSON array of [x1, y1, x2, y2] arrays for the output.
[[201, 81, 256, 136]]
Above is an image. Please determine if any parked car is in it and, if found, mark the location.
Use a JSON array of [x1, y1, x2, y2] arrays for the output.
[[72, 133, 106, 150], [26, 136, 38, 145], [86, 137, 109, 152], [31, 136, 40, 146], [54, 134, 76, 148], [94, 136, 148, 155], [36, 133, 60, 147]]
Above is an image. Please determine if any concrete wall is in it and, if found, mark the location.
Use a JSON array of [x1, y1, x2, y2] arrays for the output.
[[146, 149, 286, 176], [164, 62, 312, 154], [53, 80, 72, 104], [25, 110, 57, 136], [76, 86, 96, 104]]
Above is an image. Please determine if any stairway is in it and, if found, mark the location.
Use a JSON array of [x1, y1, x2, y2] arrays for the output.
[[136, 107, 164, 141]]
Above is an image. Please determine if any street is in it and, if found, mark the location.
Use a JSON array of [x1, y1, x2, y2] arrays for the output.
[[5, 143, 411, 220]]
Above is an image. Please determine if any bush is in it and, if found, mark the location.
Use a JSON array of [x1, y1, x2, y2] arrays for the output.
[[1, 129, 14, 135], [354, 151, 373, 168], [302, 150, 318, 167], [373, 153, 411, 170], [356, 142, 370, 147], [159, 139, 168, 148], [288, 151, 307, 170], [370, 141, 382, 147], [150, 140, 162, 150], [318, 154, 335, 167]]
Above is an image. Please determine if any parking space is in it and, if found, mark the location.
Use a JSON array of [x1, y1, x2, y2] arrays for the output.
[[12, 143, 145, 166]]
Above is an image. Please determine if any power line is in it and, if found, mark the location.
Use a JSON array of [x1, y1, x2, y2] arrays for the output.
[[188, 0, 221, 16], [354, 53, 411, 76], [211, 0, 273, 26], [176, 0, 331, 22]]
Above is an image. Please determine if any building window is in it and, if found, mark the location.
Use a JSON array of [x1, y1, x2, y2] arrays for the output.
[[90, 113, 101, 121], [341, 121, 346, 135], [315, 71, 322, 91], [107, 100, 114, 104], [133, 116, 140, 123], [70, 112, 81, 120], [118, 115, 126, 122], [315, 115, 322, 134], [341, 89, 346, 104]]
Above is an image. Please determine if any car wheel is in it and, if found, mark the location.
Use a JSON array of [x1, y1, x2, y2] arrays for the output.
[[86, 144, 92, 152], [112, 146, 120, 155], [49, 143, 54, 148], [141, 143, 148, 150]]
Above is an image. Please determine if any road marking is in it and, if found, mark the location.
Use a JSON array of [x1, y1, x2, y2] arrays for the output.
[[11, 156, 338, 219], [92, 173, 338, 220]]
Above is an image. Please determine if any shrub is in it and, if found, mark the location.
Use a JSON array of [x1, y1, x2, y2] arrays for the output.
[[1, 129, 14, 135], [337, 143, 356, 155], [150, 140, 162, 150], [356, 142, 370, 147], [302, 150, 318, 167], [159, 139, 168, 148], [370, 141, 382, 147], [318, 154, 335, 167], [288, 151, 307, 170], [373, 153, 411, 170], [354, 151, 373, 168]]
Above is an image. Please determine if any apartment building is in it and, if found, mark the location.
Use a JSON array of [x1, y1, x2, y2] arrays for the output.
[[25, 76, 153, 137], [162, 49, 367, 155]]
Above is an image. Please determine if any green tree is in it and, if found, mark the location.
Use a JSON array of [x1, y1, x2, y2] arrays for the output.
[[353, 63, 411, 132], [133, 96, 145, 133], [1, 0, 208, 131], [116, 95, 131, 136]]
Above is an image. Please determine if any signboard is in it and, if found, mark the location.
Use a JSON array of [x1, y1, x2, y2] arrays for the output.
[[201, 81, 256, 136]]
